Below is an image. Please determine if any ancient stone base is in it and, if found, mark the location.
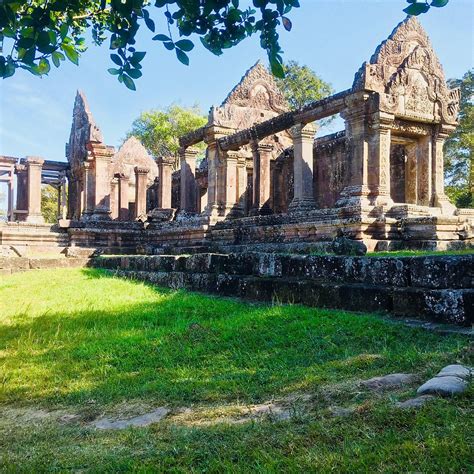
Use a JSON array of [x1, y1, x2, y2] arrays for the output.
[[93, 253, 474, 326]]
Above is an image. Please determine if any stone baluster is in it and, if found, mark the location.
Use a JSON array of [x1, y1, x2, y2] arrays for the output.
[[134, 167, 149, 219], [289, 122, 316, 212], [157, 156, 175, 209], [81, 161, 93, 218], [25, 156, 45, 224], [179, 147, 199, 213], [251, 142, 274, 215]]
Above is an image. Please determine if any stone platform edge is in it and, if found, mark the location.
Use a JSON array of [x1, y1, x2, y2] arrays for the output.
[[92, 253, 474, 326]]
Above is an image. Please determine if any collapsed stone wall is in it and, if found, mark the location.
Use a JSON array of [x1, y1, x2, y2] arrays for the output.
[[94, 253, 474, 326]]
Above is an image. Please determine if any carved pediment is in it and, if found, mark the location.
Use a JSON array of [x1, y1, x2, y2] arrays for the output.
[[113, 136, 158, 186], [67, 91, 104, 169], [353, 17, 459, 124], [220, 61, 288, 114]]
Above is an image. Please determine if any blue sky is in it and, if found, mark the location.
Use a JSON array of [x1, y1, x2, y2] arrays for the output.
[[0, 0, 473, 165]]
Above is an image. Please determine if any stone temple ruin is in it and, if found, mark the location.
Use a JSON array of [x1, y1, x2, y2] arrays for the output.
[[1, 17, 473, 258]]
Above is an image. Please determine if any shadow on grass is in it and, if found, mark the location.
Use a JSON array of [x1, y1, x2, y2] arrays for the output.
[[0, 268, 469, 407]]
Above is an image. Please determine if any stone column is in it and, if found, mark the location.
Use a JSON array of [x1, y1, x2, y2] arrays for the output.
[[25, 156, 45, 224], [14, 164, 28, 220], [157, 156, 174, 209], [336, 92, 371, 207], [369, 112, 394, 206], [431, 125, 456, 214], [179, 147, 199, 213], [221, 150, 240, 217], [289, 122, 316, 212], [405, 143, 418, 204], [117, 173, 130, 221], [134, 166, 149, 219], [251, 142, 274, 215], [236, 155, 248, 215], [58, 172, 68, 220], [204, 125, 234, 219], [110, 177, 119, 220], [416, 135, 432, 207], [7, 169, 14, 221], [81, 162, 93, 218], [89, 142, 113, 220]]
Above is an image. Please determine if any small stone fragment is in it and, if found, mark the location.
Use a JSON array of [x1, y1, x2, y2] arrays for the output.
[[436, 364, 472, 380], [329, 406, 356, 417], [361, 373, 416, 390], [93, 407, 169, 430], [417, 376, 468, 397], [395, 395, 435, 409]]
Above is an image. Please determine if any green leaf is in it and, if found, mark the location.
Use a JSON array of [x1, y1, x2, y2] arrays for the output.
[[163, 41, 175, 50], [122, 74, 136, 91], [145, 17, 155, 32], [403, 2, 430, 15], [37, 58, 50, 75], [108, 67, 121, 75], [175, 39, 194, 52], [59, 23, 68, 41], [270, 57, 285, 78], [130, 51, 146, 64], [52, 51, 65, 67], [152, 34, 171, 41], [127, 68, 142, 79], [111, 53, 123, 66], [17, 37, 35, 49], [431, 0, 449, 7], [61, 43, 79, 65], [176, 48, 189, 65]]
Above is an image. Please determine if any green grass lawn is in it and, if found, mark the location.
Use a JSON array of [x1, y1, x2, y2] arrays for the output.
[[0, 268, 472, 472]]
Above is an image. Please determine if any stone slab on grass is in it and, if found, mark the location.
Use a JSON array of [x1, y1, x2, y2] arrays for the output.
[[436, 364, 472, 380], [417, 376, 468, 397], [93, 407, 169, 430], [395, 395, 435, 409], [361, 373, 416, 391]]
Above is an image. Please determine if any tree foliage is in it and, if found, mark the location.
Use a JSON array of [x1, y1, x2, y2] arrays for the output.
[[128, 104, 207, 167], [41, 185, 58, 223], [274, 60, 333, 111], [0, 0, 300, 90], [445, 69, 473, 208], [403, 0, 449, 16]]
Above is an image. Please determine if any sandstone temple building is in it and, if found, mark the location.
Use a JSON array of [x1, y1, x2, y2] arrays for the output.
[[1, 17, 473, 257]]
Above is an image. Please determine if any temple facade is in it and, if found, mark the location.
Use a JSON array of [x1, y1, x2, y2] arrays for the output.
[[1, 17, 472, 256]]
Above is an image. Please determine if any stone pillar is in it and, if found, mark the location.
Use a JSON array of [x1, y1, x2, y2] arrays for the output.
[[134, 166, 149, 219], [236, 155, 248, 215], [117, 173, 130, 221], [157, 156, 174, 209], [89, 142, 113, 220], [405, 143, 418, 204], [7, 169, 14, 221], [337, 93, 371, 207], [222, 150, 240, 216], [431, 126, 456, 214], [179, 147, 199, 213], [14, 164, 28, 220], [416, 135, 432, 207], [81, 162, 93, 218], [58, 172, 68, 220], [24, 157, 45, 224], [204, 125, 234, 219], [369, 112, 394, 206], [110, 177, 119, 220], [251, 142, 274, 215], [289, 122, 316, 212]]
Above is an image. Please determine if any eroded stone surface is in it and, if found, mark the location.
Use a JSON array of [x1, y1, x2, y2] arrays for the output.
[[395, 395, 435, 409], [361, 373, 416, 390], [93, 407, 170, 430], [436, 364, 472, 380]]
